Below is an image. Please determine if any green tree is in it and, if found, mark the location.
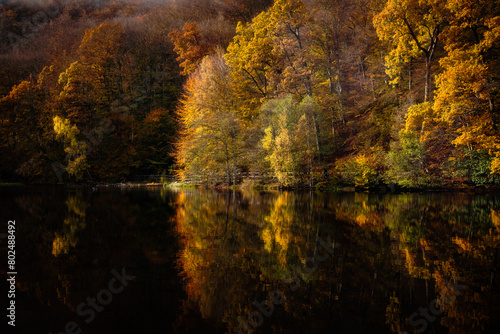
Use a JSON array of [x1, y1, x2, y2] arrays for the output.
[[385, 131, 427, 187], [260, 95, 318, 186]]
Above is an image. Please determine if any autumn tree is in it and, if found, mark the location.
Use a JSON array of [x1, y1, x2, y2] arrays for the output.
[[175, 49, 243, 185], [259, 95, 319, 185], [225, 9, 278, 117], [53, 116, 89, 180], [226, 0, 331, 170], [374, 0, 448, 101], [225, 0, 317, 112], [0, 70, 59, 181], [309, 0, 349, 129], [52, 22, 127, 180], [169, 22, 212, 76], [53, 19, 179, 180], [57, 22, 124, 128], [270, 0, 314, 96], [431, 0, 500, 179]]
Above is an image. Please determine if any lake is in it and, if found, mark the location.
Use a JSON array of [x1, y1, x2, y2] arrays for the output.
[[0, 186, 499, 333]]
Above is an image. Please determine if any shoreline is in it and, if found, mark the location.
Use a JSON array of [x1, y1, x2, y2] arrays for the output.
[[3, 181, 500, 194]]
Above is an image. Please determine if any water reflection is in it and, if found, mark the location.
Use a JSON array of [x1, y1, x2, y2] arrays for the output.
[[174, 190, 500, 334], [52, 193, 88, 257], [0, 187, 498, 333], [0, 186, 182, 334]]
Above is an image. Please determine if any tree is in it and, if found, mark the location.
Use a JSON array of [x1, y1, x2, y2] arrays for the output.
[[57, 22, 124, 129], [374, 0, 447, 101], [309, 0, 350, 128], [270, 0, 314, 96], [54, 21, 155, 181], [0, 73, 57, 181], [169, 22, 212, 76], [431, 0, 500, 178], [226, 0, 329, 165], [225, 9, 278, 117], [133, 108, 176, 175], [225, 0, 315, 114], [260, 95, 318, 186], [77, 21, 124, 109], [53, 115, 89, 180], [175, 49, 243, 185], [385, 131, 427, 187]]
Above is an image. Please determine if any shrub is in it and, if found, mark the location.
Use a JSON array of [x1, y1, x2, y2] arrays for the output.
[[384, 132, 428, 187], [336, 153, 381, 188], [446, 149, 500, 185]]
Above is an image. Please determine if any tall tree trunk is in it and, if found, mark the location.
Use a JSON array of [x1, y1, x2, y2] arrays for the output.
[[225, 144, 231, 186], [409, 57, 412, 91], [312, 114, 321, 160], [371, 76, 376, 101], [424, 57, 431, 102], [330, 107, 336, 138]]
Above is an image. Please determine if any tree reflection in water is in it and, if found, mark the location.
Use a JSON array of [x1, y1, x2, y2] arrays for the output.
[[0, 187, 498, 333], [174, 190, 500, 334]]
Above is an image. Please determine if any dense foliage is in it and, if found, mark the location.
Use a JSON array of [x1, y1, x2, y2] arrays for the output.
[[1, 0, 499, 187]]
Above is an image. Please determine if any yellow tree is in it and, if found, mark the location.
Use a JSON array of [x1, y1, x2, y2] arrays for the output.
[[175, 49, 243, 185], [432, 0, 500, 177], [225, 9, 278, 118], [374, 0, 448, 101], [225, 0, 315, 113], [53, 116, 89, 180], [270, 0, 314, 96], [225, 0, 328, 169]]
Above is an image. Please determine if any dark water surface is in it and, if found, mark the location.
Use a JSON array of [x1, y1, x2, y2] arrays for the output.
[[1, 186, 499, 334]]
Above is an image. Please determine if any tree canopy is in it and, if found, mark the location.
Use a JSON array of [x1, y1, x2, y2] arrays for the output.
[[0, 0, 499, 187]]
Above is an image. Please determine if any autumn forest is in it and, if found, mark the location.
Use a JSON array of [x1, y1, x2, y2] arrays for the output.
[[1, 0, 500, 188]]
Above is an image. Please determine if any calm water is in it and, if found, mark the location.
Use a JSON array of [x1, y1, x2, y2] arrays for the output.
[[0, 186, 499, 334]]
